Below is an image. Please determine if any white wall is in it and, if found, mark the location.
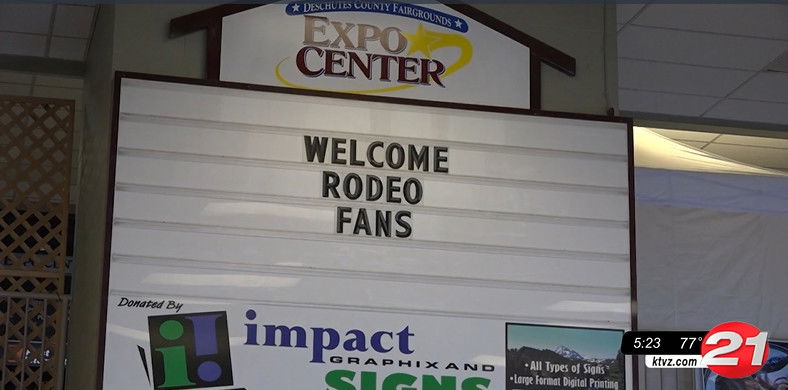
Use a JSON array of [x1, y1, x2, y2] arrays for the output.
[[67, 4, 115, 390], [475, 3, 618, 115]]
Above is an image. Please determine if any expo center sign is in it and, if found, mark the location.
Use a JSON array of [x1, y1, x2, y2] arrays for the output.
[[222, 1, 488, 102], [285, 2, 470, 91], [210, 1, 576, 109]]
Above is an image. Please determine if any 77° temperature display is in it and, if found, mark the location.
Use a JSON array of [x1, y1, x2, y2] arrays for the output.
[[621, 331, 707, 355]]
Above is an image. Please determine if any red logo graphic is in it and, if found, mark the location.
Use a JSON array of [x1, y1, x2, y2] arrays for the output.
[[701, 321, 769, 378]]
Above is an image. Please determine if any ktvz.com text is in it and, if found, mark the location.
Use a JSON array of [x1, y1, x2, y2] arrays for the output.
[[645, 355, 704, 368]]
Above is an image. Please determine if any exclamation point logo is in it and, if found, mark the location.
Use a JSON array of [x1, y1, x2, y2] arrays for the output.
[[148, 312, 235, 390]]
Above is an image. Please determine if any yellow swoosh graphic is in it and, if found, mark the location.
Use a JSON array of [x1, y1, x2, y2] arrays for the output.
[[403, 23, 472, 77], [276, 23, 473, 94]]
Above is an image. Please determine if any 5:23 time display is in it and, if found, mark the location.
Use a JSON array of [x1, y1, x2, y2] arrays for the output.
[[633, 337, 661, 349]]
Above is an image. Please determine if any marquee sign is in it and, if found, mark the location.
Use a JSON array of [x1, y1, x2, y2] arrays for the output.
[[98, 74, 634, 390], [169, 1, 577, 110]]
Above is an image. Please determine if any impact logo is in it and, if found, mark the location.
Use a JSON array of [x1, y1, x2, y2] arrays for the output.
[[277, 0, 473, 93], [142, 312, 245, 390]]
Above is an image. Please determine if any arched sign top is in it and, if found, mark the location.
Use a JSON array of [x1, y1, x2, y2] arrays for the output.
[[170, 2, 577, 110]]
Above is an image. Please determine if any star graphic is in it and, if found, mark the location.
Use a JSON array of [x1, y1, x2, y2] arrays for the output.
[[402, 24, 441, 57], [454, 19, 463, 28], [291, 3, 300, 12]]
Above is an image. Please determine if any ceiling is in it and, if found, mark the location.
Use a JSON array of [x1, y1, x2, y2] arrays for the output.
[[636, 127, 786, 176], [650, 128, 788, 172], [0, 4, 96, 61], [617, 3, 788, 128]]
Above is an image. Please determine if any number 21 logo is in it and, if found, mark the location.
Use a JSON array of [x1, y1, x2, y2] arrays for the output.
[[701, 321, 769, 378]]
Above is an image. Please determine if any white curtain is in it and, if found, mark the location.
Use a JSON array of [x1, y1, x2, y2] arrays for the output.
[[633, 130, 788, 390], [636, 167, 788, 338]]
